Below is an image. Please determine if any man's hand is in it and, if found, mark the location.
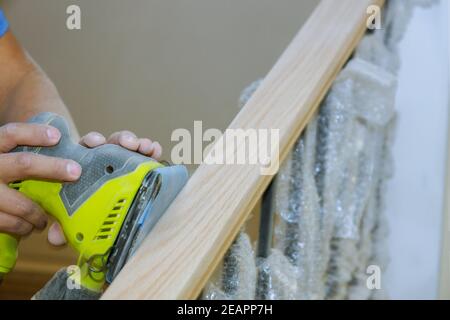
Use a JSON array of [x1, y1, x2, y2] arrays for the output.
[[47, 130, 163, 246], [0, 123, 81, 237], [80, 131, 162, 159]]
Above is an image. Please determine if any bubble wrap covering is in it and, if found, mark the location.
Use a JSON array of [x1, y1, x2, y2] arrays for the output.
[[203, 0, 436, 300]]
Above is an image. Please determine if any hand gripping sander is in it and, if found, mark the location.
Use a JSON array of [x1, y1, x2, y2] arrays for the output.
[[0, 112, 188, 292]]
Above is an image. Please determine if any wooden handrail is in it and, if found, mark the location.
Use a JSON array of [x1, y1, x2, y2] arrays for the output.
[[102, 0, 384, 299]]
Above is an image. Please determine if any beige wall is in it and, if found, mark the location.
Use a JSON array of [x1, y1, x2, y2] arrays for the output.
[[3, 0, 317, 165]]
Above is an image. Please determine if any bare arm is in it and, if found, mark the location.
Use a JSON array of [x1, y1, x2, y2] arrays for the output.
[[0, 29, 162, 244], [0, 31, 78, 138]]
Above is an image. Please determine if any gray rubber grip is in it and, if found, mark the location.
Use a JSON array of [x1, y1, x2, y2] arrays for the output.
[[13, 112, 154, 216]]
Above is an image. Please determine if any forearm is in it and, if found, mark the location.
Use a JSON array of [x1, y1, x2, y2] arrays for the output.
[[0, 62, 79, 139], [0, 31, 79, 139]]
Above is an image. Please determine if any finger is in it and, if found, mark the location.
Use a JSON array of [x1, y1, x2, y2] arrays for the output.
[[0, 211, 33, 236], [137, 138, 154, 156], [0, 185, 47, 229], [80, 132, 106, 148], [0, 123, 61, 153], [0, 153, 81, 183], [48, 222, 67, 246], [107, 131, 139, 151], [151, 142, 162, 160]]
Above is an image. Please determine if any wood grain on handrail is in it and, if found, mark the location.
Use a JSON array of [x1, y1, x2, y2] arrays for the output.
[[103, 0, 384, 299]]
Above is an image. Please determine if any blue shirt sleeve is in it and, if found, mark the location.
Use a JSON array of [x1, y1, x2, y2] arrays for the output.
[[0, 9, 9, 37]]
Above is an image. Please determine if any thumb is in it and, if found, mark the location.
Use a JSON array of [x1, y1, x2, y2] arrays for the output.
[[48, 222, 67, 246]]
